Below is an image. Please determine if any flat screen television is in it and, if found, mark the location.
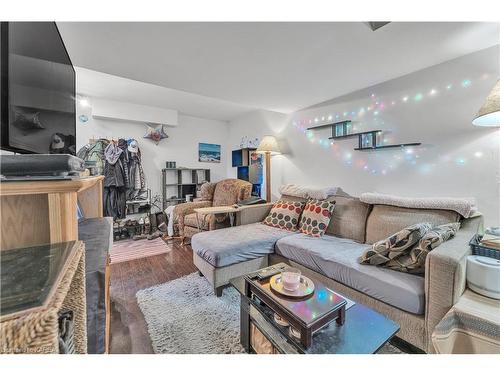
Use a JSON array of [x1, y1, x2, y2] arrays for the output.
[[0, 22, 76, 154]]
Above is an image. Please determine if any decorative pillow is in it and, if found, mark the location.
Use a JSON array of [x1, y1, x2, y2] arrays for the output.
[[358, 222, 432, 266], [385, 222, 461, 274], [263, 200, 305, 231], [299, 199, 336, 237]]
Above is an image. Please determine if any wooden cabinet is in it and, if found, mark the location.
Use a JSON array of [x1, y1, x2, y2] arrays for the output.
[[0, 176, 103, 250]]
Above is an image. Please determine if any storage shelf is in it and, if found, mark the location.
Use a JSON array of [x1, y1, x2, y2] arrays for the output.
[[306, 120, 352, 131], [328, 130, 381, 140], [354, 143, 422, 151], [126, 200, 150, 205]]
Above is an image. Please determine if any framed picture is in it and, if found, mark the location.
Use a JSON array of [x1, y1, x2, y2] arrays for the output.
[[198, 143, 221, 163]]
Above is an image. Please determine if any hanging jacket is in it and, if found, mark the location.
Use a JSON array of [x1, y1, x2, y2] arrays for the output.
[[77, 139, 109, 175], [103, 143, 125, 187]]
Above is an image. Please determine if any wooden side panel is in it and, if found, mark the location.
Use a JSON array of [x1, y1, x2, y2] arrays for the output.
[[250, 322, 276, 354], [0, 195, 50, 250], [48, 192, 78, 243], [77, 179, 103, 218]]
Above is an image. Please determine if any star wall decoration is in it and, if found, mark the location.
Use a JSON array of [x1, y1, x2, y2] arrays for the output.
[[143, 124, 169, 145]]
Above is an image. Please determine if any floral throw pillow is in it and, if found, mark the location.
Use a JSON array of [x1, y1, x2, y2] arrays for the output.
[[299, 199, 336, 237], [263, 200, 305, 231], [358, 222, 432, 266]]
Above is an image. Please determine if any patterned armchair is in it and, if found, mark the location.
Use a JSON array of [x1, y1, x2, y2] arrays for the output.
[[174, 178, 252, 243]]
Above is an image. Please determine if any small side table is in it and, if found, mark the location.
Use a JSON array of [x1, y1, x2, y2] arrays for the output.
[[193, 205, 241, 231], [431, 289, 500, 354]]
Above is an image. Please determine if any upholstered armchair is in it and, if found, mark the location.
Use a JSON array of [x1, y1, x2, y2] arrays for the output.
[[175, 178, 252, 243]]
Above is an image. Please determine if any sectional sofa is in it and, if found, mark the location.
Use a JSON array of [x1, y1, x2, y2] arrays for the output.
[[191, 189, 481, 353]]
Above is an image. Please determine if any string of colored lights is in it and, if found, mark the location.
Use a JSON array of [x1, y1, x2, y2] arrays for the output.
[[291, 74, 492, 176]]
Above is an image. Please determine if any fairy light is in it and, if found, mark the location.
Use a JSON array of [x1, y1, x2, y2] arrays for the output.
[[461, 79, 471, 88], [292, 74, 487, 175]]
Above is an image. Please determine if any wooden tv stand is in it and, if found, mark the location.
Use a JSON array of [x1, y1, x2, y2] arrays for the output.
[[0, 176, 111, 353]]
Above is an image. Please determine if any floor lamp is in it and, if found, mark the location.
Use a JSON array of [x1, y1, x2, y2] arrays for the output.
[[256, 135, 281, 202]]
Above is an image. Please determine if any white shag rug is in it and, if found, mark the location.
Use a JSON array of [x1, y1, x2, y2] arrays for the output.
[[136, 273, 245, 354], [136, 273, 401, 354]]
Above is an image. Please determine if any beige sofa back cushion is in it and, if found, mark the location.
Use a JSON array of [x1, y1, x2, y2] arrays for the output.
[[365, 205, 460, 244], [325, 196, 371, 243], [279, 194, 308, 203]]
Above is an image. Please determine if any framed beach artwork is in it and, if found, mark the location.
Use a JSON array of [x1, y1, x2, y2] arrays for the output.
[[198, 143, 221, 163]]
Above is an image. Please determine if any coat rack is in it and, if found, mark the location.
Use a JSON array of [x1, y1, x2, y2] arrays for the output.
[[306, 120, 421, 151]]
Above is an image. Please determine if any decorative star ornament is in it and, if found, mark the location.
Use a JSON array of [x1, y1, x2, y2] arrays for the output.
[[143, 124, 169, 145]]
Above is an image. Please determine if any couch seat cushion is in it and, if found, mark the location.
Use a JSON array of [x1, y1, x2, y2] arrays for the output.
[[192, 222, 295, 267], [275, 233, 426, 314]]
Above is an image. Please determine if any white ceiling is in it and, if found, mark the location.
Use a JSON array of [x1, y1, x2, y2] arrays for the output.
[[58, 22, 500, 117], [75, 67, 255, 121]]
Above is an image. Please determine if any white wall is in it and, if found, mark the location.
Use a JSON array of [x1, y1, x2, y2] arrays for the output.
[[228, 46, 500, 225], [76, 114, 229, 200]]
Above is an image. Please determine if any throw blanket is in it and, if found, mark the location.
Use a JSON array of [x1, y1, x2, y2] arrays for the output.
[[360, 192, 477, 218], [279, 184, 340, 199]]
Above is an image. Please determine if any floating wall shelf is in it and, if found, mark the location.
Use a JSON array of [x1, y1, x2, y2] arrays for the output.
[[306, 120, 421, 152], [354, 142, 422, 151]]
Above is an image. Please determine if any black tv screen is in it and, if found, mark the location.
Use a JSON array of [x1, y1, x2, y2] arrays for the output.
[[0, 22, 76, 154]]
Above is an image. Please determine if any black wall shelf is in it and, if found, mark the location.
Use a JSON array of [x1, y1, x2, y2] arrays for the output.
[[306, 120, 351, 131], [328, 130, 381, 140], [306, 119, 420, 152], [355, 143, 422, 151]]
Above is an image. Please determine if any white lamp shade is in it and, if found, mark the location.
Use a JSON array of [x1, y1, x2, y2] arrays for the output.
[[256, 135, 281, 154], [472, 80, 500, 127]]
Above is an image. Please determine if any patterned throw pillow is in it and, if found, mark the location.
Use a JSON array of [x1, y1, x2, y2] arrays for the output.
[[358, 222, 432, 266], [263, 200, 305, 231], [299, 199, 336, 237], [385, 222, 461, 274]]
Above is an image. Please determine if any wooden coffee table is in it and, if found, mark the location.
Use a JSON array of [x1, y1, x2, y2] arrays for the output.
[[230, 263, 400, 354]]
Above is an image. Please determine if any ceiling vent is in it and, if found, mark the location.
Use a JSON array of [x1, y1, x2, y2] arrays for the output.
[[365, 22, 391, 31]]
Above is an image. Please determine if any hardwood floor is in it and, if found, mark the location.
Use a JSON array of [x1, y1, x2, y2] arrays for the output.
[[109, 240, 197, 354]]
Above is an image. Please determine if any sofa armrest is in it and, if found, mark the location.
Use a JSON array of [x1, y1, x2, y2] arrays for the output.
[[174, 201, 212, 236], [237, 203, 274, 226], [174, 201, 212, 217], [424, 215, 482, 351]]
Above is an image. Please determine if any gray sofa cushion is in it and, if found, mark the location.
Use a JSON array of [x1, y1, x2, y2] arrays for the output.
[[275, 233, 426, 314], [191, 222, 295, 267]]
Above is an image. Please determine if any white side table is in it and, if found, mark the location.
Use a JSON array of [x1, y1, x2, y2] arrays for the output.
[[431, 289, 500, 353], [193, 205, 241, 231]]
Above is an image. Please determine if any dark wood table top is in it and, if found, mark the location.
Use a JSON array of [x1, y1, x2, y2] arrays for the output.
[[231, 266, 400, 354], [245, 272, 346, 328]]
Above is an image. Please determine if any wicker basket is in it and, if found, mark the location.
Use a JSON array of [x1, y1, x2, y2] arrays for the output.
[[469, 234, 500, 260]]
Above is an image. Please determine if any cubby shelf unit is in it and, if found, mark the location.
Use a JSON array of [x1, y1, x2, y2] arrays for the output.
[[162, 168, 210, 209]]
